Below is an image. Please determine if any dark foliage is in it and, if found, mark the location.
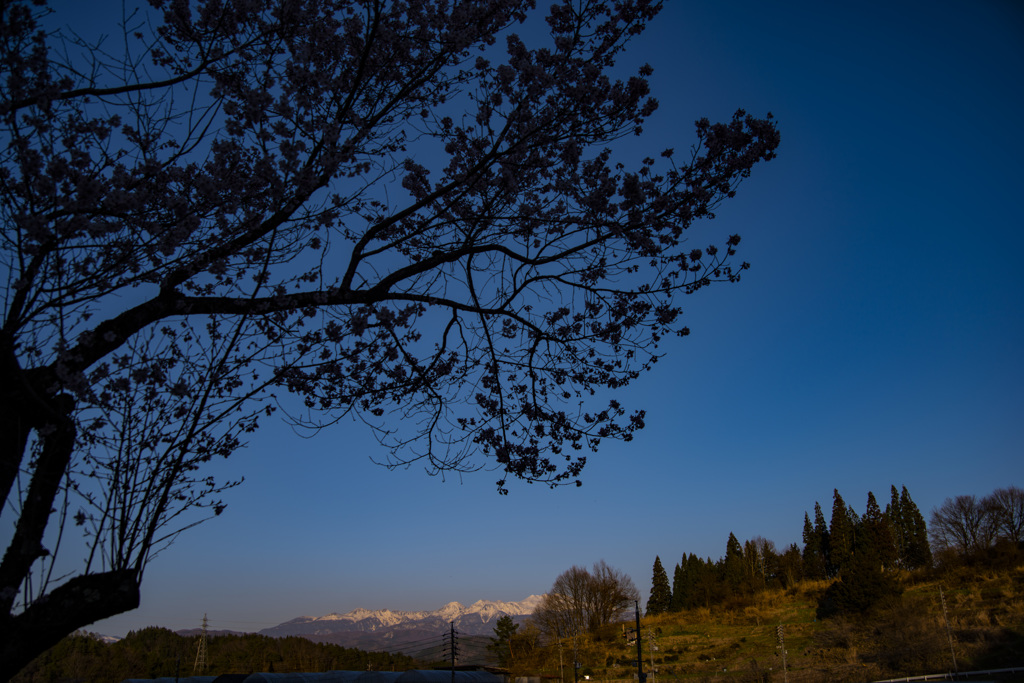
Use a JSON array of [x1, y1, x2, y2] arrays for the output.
[[646, 556, 671, 616], [815, 552, 902, 620], [12, 627, 419, 682], [828, 489, 856, 577], [1, 0, 779, 675], [488, 614, 519, 668], [886, 485, 932, 570]]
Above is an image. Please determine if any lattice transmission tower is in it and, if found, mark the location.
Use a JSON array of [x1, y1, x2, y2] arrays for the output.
[[193, 613, 209, 674]]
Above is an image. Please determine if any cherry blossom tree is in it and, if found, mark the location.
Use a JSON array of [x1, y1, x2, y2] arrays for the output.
[[0, 0, 778, 674]]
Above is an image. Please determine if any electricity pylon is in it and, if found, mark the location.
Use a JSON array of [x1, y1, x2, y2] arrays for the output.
[[193, 614, 209, 674]]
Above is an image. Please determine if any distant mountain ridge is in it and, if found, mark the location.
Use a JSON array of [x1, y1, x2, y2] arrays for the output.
[[258, 596, 544, 657]]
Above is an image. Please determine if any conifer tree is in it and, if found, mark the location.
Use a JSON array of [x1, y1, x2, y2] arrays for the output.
[[847, 502, 861, 528], [489, 615, 519, 668], [670, 560, 686, 612], [684, 554, 703, 609], [722, 532, 746, 593], [802, 510, 827, 580], [829, 489, 855, 576], [858, 491, 896, 569], [646, 556, 672, 616], [900, 486, 932, 569], [885, 485, 906, 566], [778, 543, 804, 588], [814, 501, 831, 577], [815, 547, 902, 620], [693, 555, 716, 609]]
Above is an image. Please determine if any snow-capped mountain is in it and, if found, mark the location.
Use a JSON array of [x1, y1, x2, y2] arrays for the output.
[[258, 596, 543, 655], [261, 596, 543, 638]]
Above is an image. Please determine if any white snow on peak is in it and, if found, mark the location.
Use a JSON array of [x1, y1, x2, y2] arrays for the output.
[[262, 596, 546, 638], [436, 601, 466, 620], [313, 597, 540, 626]]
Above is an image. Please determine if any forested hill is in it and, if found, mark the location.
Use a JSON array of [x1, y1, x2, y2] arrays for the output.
[[644, 484, 1022, 619], [11, 628, 423, 683]]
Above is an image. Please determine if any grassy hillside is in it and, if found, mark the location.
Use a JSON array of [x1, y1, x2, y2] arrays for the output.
[[523, 566, 1024, 682], [12, 566, 1022, 682]]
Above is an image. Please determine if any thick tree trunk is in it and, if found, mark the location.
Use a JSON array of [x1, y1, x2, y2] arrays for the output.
[[0, 569, 141, 680], [0, 349, 143, 680], [0, 393, 76, 615], [0, 341, 34, 512]]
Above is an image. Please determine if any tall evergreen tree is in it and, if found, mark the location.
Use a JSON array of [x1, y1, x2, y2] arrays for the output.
[[646, 556, 672, 616], [802, 510, 827, 580], [829, 489, 855, 576], [489, 615, 519, 668], [778, 542, 805, 588], [857, 491, 896, 569], [693, 555, 717, 609], [686, 554, 704, 609], [722, 532, 746, 594], [814, 501, 831, 577], [900, 486, 932, 569], [847, 502, 861, 528], [670, 561, 686, 612], [885, 485, 906, 566], [815, 548, 902, 620]]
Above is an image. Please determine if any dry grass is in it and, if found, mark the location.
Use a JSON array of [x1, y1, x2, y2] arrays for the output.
[[557, 566, 1024, 682]]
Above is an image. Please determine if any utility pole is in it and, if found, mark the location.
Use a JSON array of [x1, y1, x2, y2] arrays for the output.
[[939, 587, 958, 675], [634, 602, 646, 683], [572, 630, 579, 683], [776, 624, 788, 683], [442, 621, 459, 683], [557, 635, 564, 683], [646, 628, 657, 683]]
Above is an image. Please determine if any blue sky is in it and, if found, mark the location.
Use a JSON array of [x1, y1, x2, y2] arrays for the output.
[[63, 0, 1024, 637]]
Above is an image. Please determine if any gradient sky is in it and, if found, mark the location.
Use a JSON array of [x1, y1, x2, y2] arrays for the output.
[[37, 0, 1024, 638]]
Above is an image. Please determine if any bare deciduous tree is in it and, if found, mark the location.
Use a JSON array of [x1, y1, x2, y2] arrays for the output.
[[929, 495, 998, 555], [984, 486, 1024, 544], [532, 560, 639, 639]]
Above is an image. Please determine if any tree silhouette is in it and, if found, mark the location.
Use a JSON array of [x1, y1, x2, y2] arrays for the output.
[[816, 549, 902, 620], [930, 494, 997, 556], [646, 555, 671, 615], [722, 532, 745, 592], [984, 486, 1024, 545], [0, 0, 778, 675], [885, 485, 931, 569], [857, 491, 896, 569], [670, 554, 700, 611], [533, 561, 639, 639], [900, 486, 932, 569], [489, 615, 519, 668], [828, 489, 855, 576], [802, 510, 827, 580]]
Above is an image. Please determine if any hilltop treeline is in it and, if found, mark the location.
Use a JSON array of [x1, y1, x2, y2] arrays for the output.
[[647, 484, 1024, 617], [12, 627, 421, 683]]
